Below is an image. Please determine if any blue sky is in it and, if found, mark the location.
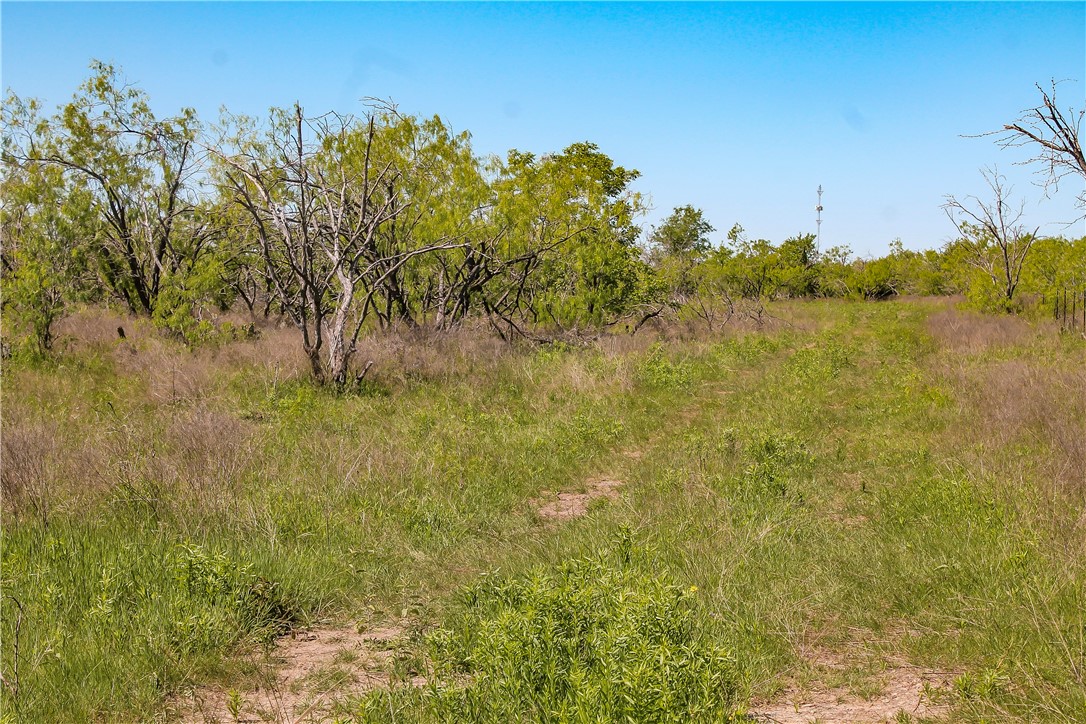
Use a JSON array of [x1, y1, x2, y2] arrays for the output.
[[2, 2, 1084, 255]]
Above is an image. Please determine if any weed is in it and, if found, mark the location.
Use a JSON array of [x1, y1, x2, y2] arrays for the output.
[[225, 688, 243, 722], [364, 536, 741, 722], [637, 343, 692, 388]]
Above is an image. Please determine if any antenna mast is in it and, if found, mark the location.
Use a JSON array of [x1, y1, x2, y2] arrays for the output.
[[815, 185, 824, 253]]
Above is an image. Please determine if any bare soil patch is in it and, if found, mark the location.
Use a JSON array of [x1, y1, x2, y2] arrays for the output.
[[178, 623, 421, 723], [750, 650, 954, 723], [532, 478, 624, 521]]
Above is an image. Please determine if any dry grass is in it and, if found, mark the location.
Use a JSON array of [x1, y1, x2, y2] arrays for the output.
[[0, 409, 60, 523], [925, 307, 1035, 354], [52, 305, 156, 351], [353, 321, 513, 386], [927, 308, 1086, 498], [969, 361, 1086, 495], [1, 396, 256, 521], [1, 303, 780, 518], [2, 307, 646, 522]]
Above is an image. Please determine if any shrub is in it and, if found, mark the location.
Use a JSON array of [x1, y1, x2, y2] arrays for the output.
[[410, 536, 741, 723]]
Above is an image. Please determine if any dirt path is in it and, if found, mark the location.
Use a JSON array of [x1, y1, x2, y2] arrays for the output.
[[183, 348, 958, 722], [749, 660, 954, 723], [178, 624, 421, 723], [531, 476, 625, 521]]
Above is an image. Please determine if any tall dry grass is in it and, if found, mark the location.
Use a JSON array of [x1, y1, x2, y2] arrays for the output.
[[969, 361, 1086, 495], [0, 409, 60, 524], [926, 306, 1086, 511], [925, 307, 1035, 354], [1, 402, 256, 520]]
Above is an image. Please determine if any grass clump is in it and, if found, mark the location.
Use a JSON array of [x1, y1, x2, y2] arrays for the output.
[[637, 343, 692, 388], [365, 534, 741, 723], [0, 529, 298, 720]]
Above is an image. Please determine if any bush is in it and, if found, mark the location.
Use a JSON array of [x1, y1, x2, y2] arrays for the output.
[[403, 536, 741, 723]]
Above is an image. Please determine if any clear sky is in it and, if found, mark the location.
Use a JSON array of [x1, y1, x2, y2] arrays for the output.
[[2, 2, 1084, 256]]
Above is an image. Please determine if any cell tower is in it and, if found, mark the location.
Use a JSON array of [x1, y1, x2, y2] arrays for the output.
[[815, 185, 824, 253]]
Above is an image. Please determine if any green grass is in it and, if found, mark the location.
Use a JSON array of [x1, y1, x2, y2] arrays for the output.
[[2, 299, 1084, 721]]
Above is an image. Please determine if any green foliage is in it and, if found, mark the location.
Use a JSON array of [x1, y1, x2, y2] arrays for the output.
[[954, 665, 1010, 702], [0, 528, 296, 720], [3, 62, 213, 317], [685, 225, 819, 301], [409, 537, 740, 722], [649, 205, 715, 259], [637, 343, 692, 388], [173, 543, 295, 641], [0, 150, 94, 353], [1019, 235, 1086, 316], [740, 431, 813, 498], [491, 141, 648, 328], [647, 205, 715, 298], [151, 253, 236, 346]]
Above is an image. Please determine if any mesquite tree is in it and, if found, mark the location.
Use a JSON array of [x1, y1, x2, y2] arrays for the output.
[[0, 158, 95, 352], [210, 104, 465, 386], [2, 62, 213, 316]]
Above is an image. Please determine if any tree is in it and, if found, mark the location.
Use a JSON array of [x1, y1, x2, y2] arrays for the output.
[[645, 205, 714, 300], [717, 224, 788, 299], [360, 112, 491, 329], [775, 233, 818, 297], [3, 62, 215, 316], [210, 104, 465, 386], [993, 80, 1085, 216], [648, 205, 714, 260], [943, 169, 1038, 309], [1020, 234, 1086, 302], [0, 160, 94, 352], [481, 143, 645, 333]]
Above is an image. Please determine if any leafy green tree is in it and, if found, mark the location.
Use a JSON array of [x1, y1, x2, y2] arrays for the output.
[[716, 224, 785, 299], [815, 245, 855, 297], [1019, 235, 1086, 309], [848, 256, 898, 300], [0, 157, 94, 352], [486, 142, 646, 331], [363, 112, 492, 329], [881, 240, 952, 297], [647, 205, 715, 298], [648, 205, 714, 260], [3, 62, 216, 317], [775, 233, 818, 297]]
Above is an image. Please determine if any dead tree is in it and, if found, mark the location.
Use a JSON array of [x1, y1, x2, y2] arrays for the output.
[[943, 169, 1038, 306], [992, 80, 1085, 216]]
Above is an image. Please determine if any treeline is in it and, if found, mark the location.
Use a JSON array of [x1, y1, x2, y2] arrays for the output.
[[648, 207, 1084, 310], [2, 63, 1084, 385]]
